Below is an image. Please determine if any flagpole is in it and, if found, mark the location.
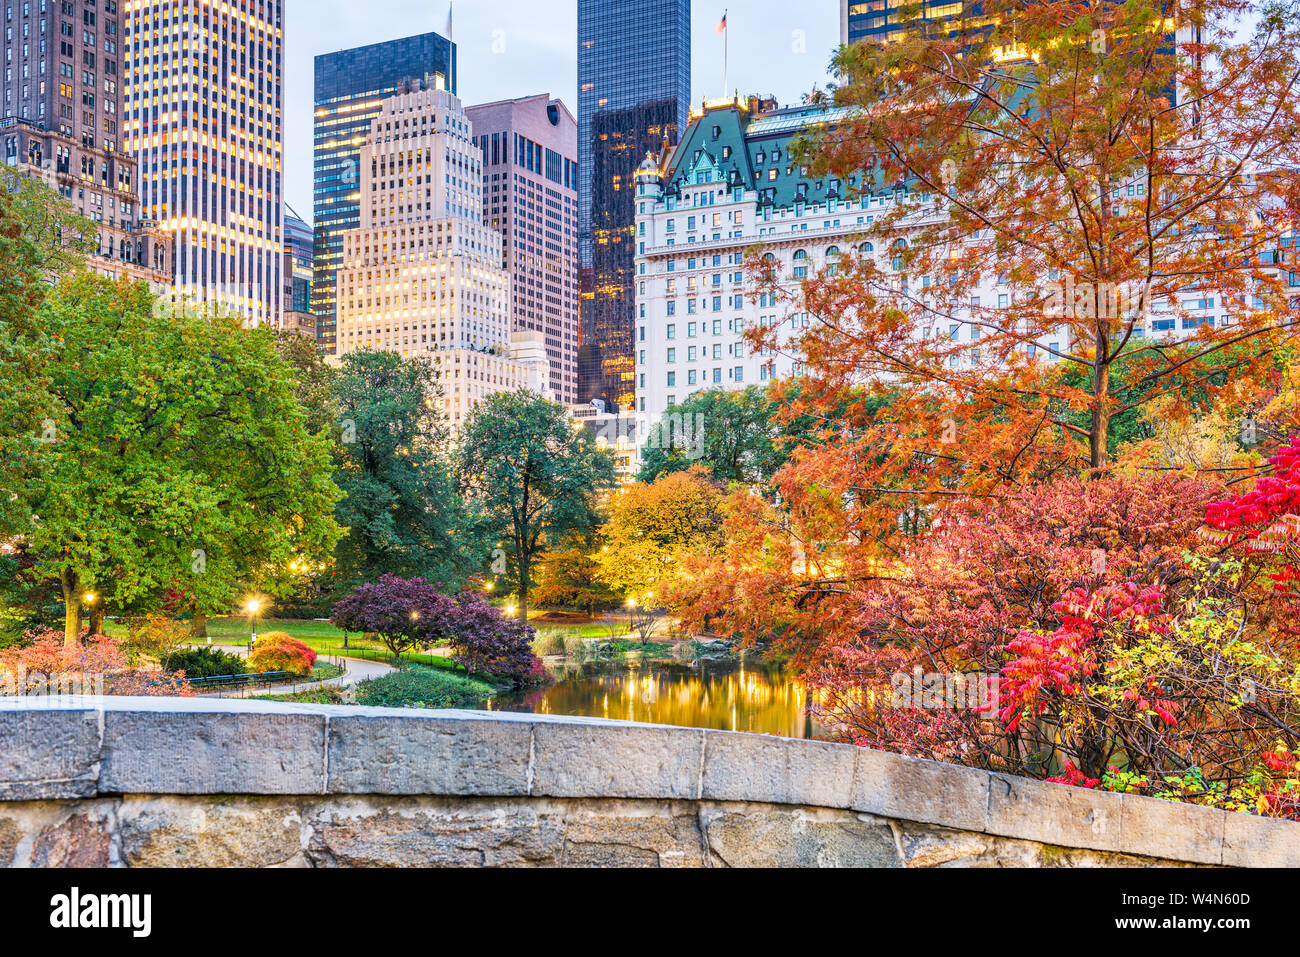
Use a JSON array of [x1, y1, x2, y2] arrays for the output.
[[723, 9, 729, 99]]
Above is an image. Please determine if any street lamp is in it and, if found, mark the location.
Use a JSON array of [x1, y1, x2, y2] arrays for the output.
[[626, 597, 636, 634], [245, 598, 262, 646]]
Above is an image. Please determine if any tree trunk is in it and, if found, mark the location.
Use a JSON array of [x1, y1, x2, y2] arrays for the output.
[[190, 609, 208, 641], [88, 604, 105, 637], [1089, 345, 1112, 475], [517, 549, 530, 625], [60, 567, 81, 649]]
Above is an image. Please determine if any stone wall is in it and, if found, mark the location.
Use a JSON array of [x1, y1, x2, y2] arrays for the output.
[[1, 697, 1296, 867]]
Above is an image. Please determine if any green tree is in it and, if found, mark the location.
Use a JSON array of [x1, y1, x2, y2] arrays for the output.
[[1, 274, 342, 645], [273, 329, 336, 436], [0, 168, 96, 279], [330, 351, 483, 592], [638, 384, 867, 487], [459, 391, 617, 623]]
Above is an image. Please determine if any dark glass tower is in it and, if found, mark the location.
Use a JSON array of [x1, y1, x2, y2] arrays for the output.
[[313, 32, 456, 352], [578, 0, 690, 410]]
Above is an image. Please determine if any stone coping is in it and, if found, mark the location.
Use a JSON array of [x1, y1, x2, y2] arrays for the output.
[[0, 696, 1295, 866]]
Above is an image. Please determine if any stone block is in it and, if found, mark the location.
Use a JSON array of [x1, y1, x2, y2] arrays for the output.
[[853, 747, 990, 831], [117, 796, 305, 867], [530, 722, 703, 800], [700, 803, 901, 867], [1118, 794, 1224, 865], [305, 797, 564, 867], [987, 772, 1123, 852], [701, 732, 855, 808], [0, 708, 101, 800], [327, 713, 531, 796], [100, 710, 325, 795], [1221, 811, 1300, 868], [560, 799, 704, 867]]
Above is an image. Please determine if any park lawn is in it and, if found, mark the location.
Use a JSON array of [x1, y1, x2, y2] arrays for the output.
[[105, 616, 462, 671], [108, 613, 620, 664]]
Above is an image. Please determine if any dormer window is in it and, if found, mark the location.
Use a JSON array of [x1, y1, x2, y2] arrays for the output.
[[756, 150, 766, 164], [712, 125, 721, 139]]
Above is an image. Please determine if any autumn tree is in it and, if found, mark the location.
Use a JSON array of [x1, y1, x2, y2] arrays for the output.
[[458, 391, 616, 623], [778, 0, 1300, 485], [531, 542, 619, 617], [679, 0, 1300, 647], [597, 469, 725, 605]]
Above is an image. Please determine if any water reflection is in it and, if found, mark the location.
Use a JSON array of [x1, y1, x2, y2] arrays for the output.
[[483, 656, 822, 738]]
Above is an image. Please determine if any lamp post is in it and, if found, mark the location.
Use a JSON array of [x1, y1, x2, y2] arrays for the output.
[[246, 598, 262, 647], [626, 597, 636, 635]]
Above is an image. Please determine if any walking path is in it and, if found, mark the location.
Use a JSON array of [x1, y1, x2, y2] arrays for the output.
[[191, 644, 396, 698]]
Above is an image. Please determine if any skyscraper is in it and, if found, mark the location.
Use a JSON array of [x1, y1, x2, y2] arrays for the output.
[[577, 0, 690, 411], [467, 94, 580, 405], [313, 31, 456, 353], [333, 86, 548, 429], [1, 0, 168, 286], [122, 0, 284, 326], [283, 205, 314, 336]]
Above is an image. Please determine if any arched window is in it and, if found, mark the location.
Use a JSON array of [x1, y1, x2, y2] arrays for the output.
[[859, 241, 875, 254], [892, 238, 907, 271], [792, 249, 810, 279]]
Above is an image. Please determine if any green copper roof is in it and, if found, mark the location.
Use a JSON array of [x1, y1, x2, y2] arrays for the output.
[[661, 101, 899, 209]]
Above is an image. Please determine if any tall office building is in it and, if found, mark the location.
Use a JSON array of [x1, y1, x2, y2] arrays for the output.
[[1, 0, 168, 286], [283, 205, 313, 336], [577, 0, 690, 411], [333, 86, 548, 429], [122, 0, 283, 326], [313, 31, 456, 353], [467, 94, 580, 405]]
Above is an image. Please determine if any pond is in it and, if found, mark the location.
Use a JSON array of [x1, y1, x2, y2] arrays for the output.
[[482, 655, 824, 739]]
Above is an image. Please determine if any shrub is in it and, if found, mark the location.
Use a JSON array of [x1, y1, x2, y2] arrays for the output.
[[247, 632, 316, 677], [440, 592, 542, 687], [353, 663, 498, 709], [161, 647, 246, 680], [0, 630, 192, 696]]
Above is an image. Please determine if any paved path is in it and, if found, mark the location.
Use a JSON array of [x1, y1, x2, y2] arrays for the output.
[[191, 644, 396, 698]]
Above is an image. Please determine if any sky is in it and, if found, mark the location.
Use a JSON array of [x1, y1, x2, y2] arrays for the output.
[[283, 0, 843, 218]]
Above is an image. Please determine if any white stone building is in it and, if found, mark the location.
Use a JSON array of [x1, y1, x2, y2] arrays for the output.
[[333, 87, 548, 429]]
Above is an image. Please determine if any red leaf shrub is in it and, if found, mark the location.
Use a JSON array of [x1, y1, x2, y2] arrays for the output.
[[332, 575, 545, 687], [1204, 435, 1300, 633], [0, 629, 193, 696], [247, 632, 316, 677]]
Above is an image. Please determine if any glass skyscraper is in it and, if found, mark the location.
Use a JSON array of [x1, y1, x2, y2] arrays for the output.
[[577, 0, 690, 410], [313, 32, 456, 352]]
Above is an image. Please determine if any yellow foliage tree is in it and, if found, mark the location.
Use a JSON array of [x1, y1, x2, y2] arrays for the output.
[[595, 469, 725, 605]]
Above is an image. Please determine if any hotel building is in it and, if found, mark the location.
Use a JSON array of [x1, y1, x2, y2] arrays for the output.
[[633, 95, 1255, 462]]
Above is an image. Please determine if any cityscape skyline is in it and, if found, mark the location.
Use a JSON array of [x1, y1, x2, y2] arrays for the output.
[[283, 0, 841, 219]]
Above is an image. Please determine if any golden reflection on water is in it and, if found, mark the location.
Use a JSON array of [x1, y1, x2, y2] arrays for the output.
[[484, 660, 819, 739]]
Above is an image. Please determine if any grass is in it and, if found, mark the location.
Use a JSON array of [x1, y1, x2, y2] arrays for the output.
[[352, 663, 501, 710]]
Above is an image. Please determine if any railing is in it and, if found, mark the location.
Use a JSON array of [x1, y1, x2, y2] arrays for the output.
[[148, 671, 297, 697]]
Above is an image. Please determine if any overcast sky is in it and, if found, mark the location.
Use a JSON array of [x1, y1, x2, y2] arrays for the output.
[[283, 0, 842, 218]]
